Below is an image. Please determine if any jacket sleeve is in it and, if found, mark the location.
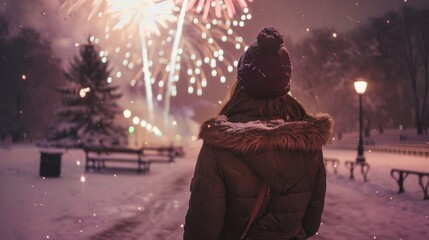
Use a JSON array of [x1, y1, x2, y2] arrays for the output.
[[184, 144, 226, 240], [302, 151, 326, 238]]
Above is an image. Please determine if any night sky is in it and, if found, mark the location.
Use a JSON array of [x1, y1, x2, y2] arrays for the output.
[[1, 0, 429, 122], [3, 0, 429, 54]]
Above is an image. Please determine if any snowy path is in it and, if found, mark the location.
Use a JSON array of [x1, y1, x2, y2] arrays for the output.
[[0, 144, 197, 240], [316, 149, 429, 240], [89, 169, 192, 240], [1, 145, 428, 239], [316, 174, 429, 239]]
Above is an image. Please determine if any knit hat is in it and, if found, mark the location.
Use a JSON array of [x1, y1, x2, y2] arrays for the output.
[[238, 27, 292, 98]]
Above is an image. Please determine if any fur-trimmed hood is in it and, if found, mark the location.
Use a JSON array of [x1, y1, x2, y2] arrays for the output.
[[199, 113, 333, 154]]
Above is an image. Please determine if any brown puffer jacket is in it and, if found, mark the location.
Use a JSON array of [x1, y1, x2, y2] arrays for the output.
[[184, 113, 333, 240]]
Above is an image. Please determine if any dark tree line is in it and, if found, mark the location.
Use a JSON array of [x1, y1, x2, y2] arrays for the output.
[[0, 15, 65, 142], [0, 15, 126, 145], [290, 6, 429, 135]]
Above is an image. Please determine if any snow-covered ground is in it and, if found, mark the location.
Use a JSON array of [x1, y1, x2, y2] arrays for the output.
[[0, 144, 428, 240]]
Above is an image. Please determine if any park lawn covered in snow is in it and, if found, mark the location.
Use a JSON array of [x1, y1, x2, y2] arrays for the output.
[[0, 144, 428, 240]]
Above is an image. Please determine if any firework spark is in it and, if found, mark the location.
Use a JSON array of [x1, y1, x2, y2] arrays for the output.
[[61, 0, 105, 20], [175, 0, 253, 19]]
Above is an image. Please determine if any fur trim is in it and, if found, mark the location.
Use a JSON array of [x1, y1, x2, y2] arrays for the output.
[[199, 114, 333, 154]]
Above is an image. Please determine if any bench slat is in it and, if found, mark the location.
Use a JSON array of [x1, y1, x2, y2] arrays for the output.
[[84, 145, 182, 174]]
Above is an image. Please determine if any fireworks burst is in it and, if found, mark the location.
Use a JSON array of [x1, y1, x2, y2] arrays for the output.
[[62, 0, 253, 129], [63, 0, 178, 120]]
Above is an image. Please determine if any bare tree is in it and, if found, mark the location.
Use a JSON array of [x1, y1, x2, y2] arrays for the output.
[[398, 7, 429, 134], [416, 9, 429, 133]]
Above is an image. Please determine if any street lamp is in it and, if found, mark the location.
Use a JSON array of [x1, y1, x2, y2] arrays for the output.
[[354, 79, 367, 163]]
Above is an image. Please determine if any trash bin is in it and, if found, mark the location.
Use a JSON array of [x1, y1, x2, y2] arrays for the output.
[[39, 152, 62, 177]]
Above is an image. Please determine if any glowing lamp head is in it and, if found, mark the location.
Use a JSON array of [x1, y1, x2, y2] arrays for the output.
[[354, 80, 367, 94]]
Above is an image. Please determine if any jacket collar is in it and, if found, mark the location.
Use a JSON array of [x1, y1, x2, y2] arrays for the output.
[[199, 113, 333, 154]]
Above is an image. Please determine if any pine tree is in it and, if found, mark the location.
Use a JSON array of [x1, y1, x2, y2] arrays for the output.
[[50, 40, 126, 147]]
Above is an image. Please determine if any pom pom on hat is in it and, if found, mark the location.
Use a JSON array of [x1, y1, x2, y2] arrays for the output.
[[238, 27, 292, 99], [257, 27, 284, 53]]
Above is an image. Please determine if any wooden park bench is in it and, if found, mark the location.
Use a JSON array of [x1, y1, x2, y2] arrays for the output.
[[323, 158, 340, 174], [390, 169, 429, 200], [83, 145, 184, 174]]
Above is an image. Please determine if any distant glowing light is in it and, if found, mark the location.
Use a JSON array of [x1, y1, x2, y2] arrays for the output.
[[21, 74, 27, 80], [188, 86, 194, 94], [175, 134, 181, 141], [128, 126, 135, 134], [132, 116, 140, 125], [79, 87, 90, 98], [332, 32, 338, 38], [80, 176, 86, 183], [123, 109, 131, 118], [140, 120, 147, 127]]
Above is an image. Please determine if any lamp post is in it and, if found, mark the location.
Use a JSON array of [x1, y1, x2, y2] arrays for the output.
[[132, 116, 140, 147], [354, 80, 367, 163]]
